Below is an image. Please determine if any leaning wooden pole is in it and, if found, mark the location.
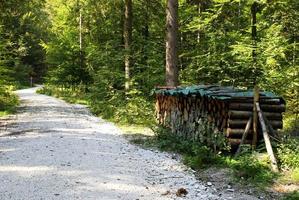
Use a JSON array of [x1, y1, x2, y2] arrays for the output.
[[256, 102, 279, 172], [235, 117, 252, 157]]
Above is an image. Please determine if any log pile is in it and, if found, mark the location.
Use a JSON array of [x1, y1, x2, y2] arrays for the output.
[[155, 85, 286, 148]]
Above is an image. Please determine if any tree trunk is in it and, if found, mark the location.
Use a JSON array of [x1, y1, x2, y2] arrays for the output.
[[79, 9, 83, 69], [197, 2, 201, 44], [251, 1, 258, 85], [166, 0, 179, 87], [124, 0, 132, 91]]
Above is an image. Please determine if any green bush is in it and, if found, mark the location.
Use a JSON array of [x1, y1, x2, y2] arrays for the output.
[[283, 191, 299, 200], [183, 145, 220, 169], [153, 125, 223, 169], [277, 138, 299, 169], [0, 86, 19, 115], [229, 154, 276, 185], [38, 85, 155, 126]]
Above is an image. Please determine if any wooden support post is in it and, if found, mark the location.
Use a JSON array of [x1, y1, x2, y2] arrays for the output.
[[252, 85, 259, 149], [30, 76, 33, 87], [235, 117, 252, 157], [256, 102, 279, 172]]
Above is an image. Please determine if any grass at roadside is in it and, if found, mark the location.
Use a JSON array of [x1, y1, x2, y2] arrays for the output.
[[37, 85, 155, 126], [0, 86, 19, 117], [37, 85, 88, 105]]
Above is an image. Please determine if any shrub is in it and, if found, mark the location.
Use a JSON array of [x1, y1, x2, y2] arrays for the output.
[[0, 86, 19, 113], [277, 138, 299, 169], [153, 125, 223, 169], [283, 191, 299, 200], [230, 154, 276, 185]]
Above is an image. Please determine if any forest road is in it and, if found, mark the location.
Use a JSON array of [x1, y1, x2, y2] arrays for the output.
[[0, 87, 258, 200]]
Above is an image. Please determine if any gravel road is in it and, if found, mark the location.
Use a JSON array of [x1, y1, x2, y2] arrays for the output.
[[0, 87, 258, 200]]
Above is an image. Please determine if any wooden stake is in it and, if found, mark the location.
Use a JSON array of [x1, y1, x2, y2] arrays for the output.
[[252, 85, 259, 149], [30, 76, 33, 87], [235, 117, 252, 157], [256, 102, 279, 172]]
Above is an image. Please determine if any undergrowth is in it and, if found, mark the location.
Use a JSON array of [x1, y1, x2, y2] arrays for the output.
[[0, 86, 19, 116], [283, 191, 299, 200], [37, 85, 154, 126], [136, 126, 299, 198], [142, 126, 278, 188]]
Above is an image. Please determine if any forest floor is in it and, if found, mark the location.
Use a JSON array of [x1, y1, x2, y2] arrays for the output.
[[0, 87, 263, 200]]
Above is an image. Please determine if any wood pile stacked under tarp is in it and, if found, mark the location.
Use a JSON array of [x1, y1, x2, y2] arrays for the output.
[[155, 85, 286, 147]]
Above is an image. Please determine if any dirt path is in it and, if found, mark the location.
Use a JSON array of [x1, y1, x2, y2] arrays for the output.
[[0, 87, 258, 200]]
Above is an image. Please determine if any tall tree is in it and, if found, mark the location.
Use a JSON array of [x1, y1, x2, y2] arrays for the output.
[[251, 1, 258, 85], [124, 0, 133, 90], [166, 0, 179, 87]]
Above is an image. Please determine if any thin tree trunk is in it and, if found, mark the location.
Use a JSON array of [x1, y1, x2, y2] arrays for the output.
[[197, 2, 201, 44], [166, 0, 179, 87], [124, 0, 132, 91], [293, 33, 299, 131], [79, 9, 83, 69], [143, 0, 150, 84], [251, 1, 258, 85], [79, 10, 82, 51]]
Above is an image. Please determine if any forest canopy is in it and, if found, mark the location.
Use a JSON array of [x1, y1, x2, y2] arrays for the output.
[[0, 0, 298, 131]]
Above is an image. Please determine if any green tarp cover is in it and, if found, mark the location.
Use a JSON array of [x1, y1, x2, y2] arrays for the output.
[[155, 85, 284, 102]]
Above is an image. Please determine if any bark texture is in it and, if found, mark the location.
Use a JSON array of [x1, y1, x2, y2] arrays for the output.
[[166, 0, 179, 87], [124, 0, 132, 90]]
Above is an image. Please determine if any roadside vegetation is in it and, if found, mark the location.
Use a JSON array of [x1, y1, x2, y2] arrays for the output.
[[37, 85, 155, 126], [0, 86, 19, 117], [125, 125, 299, 200]]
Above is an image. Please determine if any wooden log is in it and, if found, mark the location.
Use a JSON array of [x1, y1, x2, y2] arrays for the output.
[[229, 103, 286, 112], [226, 128, 253, 137], [263, 114, 281, 138], [229, 98, 282, 105], [256, 102, 279, 172], [235, 117, 252, 157], [228, 138, 252, 146], [228, 119, 282, 129], [228, 110, 282, 120]]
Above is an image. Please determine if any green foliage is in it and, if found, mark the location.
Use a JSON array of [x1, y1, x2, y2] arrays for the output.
[[38, 85, 154, 125], [0, 0, 49, 85], [179, 0, 299, 130], [283, 191, 299, 200], [277, 138, 299, 169], [37, 85, 88, 104], [151, 125, 225, 169], [39, 0, 298, 132], [196, 118, 230, 152], [136, 125, 277, 187], [289, 168, 299, 184], [0, 86, 19, 115], [228, 154, 277, 186]]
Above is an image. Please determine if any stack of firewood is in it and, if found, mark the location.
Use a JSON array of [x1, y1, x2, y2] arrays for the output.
[[155, 85, 286, 147]]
